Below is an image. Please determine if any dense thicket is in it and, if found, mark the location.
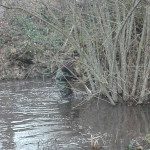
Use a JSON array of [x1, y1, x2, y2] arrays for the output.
[[1, 0, 150, 105], [56, 0, 150, 105]]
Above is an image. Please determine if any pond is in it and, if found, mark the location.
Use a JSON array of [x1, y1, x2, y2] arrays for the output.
[[0, 80, 150, 150]]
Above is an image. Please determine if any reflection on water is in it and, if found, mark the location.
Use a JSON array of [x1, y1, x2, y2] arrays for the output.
[[0, 80, 88, 150], [0, 80, 150, 150]]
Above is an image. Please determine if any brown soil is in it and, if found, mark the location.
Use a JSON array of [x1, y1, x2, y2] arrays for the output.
[[0, 0, 60, 80]]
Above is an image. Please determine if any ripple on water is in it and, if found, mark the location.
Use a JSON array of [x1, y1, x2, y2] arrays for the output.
[[0, 81, 89, 150], [0, 80, 150, 150]]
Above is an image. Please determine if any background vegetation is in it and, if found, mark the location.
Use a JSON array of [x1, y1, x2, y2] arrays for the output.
[[1, 0, 150, 105]]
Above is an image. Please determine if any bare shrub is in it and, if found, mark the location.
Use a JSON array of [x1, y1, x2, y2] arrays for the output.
[[55, 0, 150, 104]]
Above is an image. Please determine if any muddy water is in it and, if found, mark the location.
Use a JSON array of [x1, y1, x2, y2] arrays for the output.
[[0, 80, 150, 150]]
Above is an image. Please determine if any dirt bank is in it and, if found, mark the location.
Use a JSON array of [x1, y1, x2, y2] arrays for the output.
[[0, 0, 61, 80]]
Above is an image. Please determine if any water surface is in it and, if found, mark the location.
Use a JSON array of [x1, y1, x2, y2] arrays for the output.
[[0, 80, 150, 150]]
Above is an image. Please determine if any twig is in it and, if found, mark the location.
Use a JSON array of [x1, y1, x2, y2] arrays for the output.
[[115, 129, 119, 143], [61, 25, 75, 52], [115, 0, 142, 44], [24, 64, 38, 80], [72, 99, 87, 109]]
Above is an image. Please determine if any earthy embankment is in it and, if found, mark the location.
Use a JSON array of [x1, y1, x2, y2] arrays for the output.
[[0, 0, 60, 80]]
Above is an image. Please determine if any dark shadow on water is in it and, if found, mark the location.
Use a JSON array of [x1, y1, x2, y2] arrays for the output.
[[79, 100, 150, 149]]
